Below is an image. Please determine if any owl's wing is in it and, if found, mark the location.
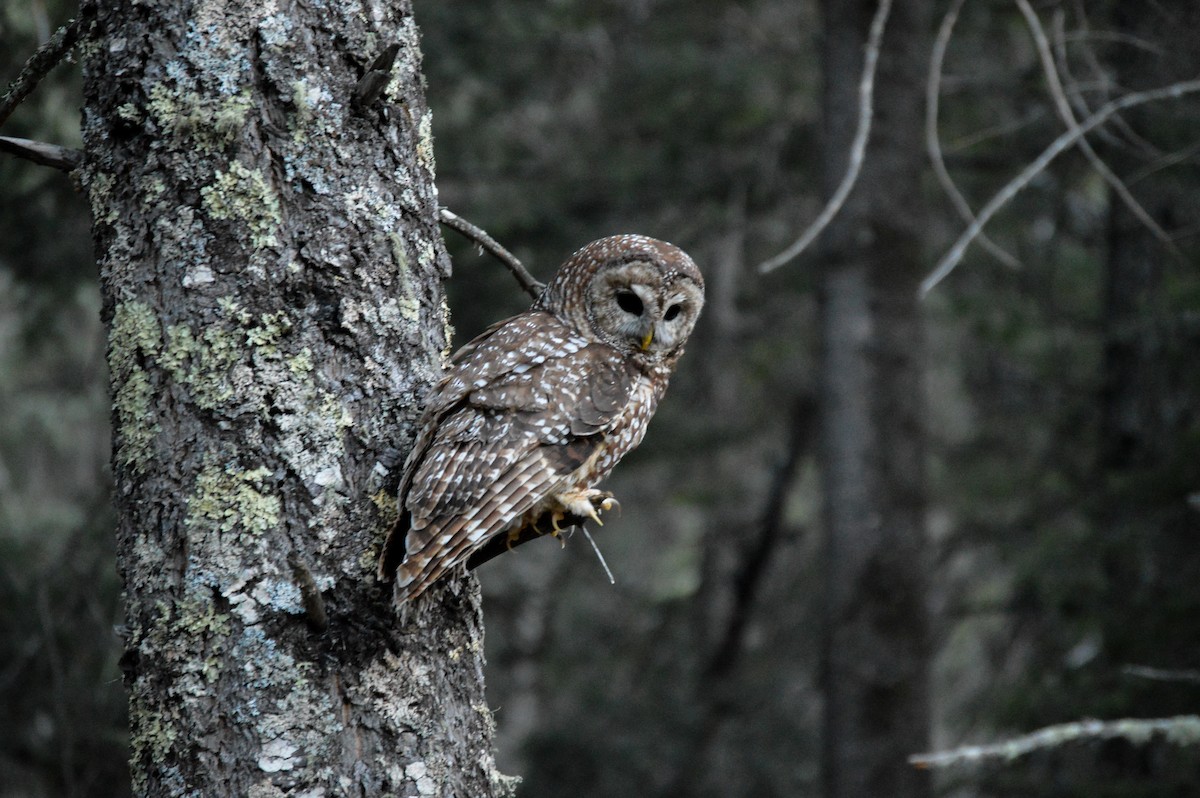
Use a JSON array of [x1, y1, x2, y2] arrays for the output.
[[377, 312, 638, 601]]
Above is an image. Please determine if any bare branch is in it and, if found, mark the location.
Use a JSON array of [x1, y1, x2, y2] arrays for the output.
[[920, 78, 1200, 297], [437, 207, 544, 300], [0, 17, 83, 130], [1016, 0, 1178, 257], [1122, 664, 1200, 684], [1059, 29, 1168, 58], [757, 0, 892, 274], [945, 109, 1047, 153], [0, 135, 81, 171], [910, 715, 1200, 769], [1060, 0, 1160, 156], [927, 0, 1020, 269], [1126, 140, 1200, 184]]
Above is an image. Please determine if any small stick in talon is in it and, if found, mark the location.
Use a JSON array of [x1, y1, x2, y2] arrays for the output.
[[581, 527, 616, 585]]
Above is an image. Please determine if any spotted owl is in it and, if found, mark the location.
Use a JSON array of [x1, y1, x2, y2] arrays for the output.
[[377, 234, 705, 604]]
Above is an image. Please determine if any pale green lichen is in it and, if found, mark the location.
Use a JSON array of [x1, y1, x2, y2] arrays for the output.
[[389, 232, 409, 273], [415, 111, 436, 174], [415, 238, 436, 274], [319, 391, 354, 432], [109, 300, 163, 471], [147, 83, 254, 150], [158, 299, 298, 409], [161, 323, 240, 409], [109, 300, 161, 370], [389, 235, 422, 324], [440, 297, 454, 360], [131, 710, 179, 786], [290, 78, 317, 128], [117, 102, 142, 124], [114, 369, 159, 470], [175, 590, 233, 640], [186, 462, 281, 539], [285, 347, 314, 377], [397, 294, 421, 324], [200, 162, 282, 249], [246, 311, 292, 351], [86, 170, 119, 226]]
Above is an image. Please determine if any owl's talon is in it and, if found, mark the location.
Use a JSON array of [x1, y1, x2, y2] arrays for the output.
[[597, 495, 620, 515], [506, 527, 523, 550]]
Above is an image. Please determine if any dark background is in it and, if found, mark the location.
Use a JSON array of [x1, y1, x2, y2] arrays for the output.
[[2, 0, 1198, 795]]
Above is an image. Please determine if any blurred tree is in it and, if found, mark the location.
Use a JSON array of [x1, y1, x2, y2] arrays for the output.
[[814, 1, 932, 797], [0, 1, 126, 796]]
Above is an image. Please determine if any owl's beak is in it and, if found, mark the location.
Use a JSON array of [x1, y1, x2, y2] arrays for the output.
[[640, 329, 654, 351]]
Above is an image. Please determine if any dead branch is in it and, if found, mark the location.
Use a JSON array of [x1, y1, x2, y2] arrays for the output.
[[920, 77, 1200, 297], [910, 715, 1200, 769], [927, 0, 1020, 269], [437, 207, 543, 300], [1121, 665, 1200, 684], [0, 17, 83, 130], [1016, 0, 1178, 256], [0, 135, 81, 171], [757, 0, 892, 274]]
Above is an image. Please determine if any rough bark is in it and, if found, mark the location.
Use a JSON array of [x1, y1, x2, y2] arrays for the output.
[[816, 1, 932, 797], [78, 1, 510, 795]]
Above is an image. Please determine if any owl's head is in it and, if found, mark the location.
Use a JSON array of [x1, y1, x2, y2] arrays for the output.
[[536, 234, 705, 363]]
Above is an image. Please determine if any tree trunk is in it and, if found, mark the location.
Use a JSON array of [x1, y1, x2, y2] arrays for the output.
[[78, 1, 510, 794], [816, 1, 932, 797]]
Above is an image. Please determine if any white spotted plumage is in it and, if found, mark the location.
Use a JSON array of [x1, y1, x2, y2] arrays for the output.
[[378, 235, 705, 604]]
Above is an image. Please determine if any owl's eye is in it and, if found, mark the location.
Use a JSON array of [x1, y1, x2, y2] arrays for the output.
[[664, 304, 682, 321], [615, 291, 644, 316]]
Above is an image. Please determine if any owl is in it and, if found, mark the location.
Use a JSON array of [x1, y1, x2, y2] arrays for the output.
[[378, 234, 705, 604]]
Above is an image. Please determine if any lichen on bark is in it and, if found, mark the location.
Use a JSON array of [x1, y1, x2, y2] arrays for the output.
[[80, 1, 508, 794]]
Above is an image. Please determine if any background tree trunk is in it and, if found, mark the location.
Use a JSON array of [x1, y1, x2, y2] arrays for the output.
[[816, 1, 932, 797], [78, 1, 509, 794]]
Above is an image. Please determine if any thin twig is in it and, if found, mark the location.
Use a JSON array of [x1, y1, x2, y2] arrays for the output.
[[944, 110, 1047, 153], [758, 0, 892, 274], [1063, 0, 1160, 157], [0, 135, 81, 170], [1125, 139, 1200, 184], [437, 207, 544, 300], [1059, 29, 1168, 57], [1016, 0, 1178, 256], [0, 17, 83, 130], [920, 78, 1200, 297], [579, 527, 615, 585], [927, 0, 1020, 269], [1050, 11, 1125, 153], [910, 715, 1200, 769]]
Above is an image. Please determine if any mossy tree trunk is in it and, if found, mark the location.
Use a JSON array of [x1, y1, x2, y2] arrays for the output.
[[78, 1, 509, 794], [816, 1, 932, 797]]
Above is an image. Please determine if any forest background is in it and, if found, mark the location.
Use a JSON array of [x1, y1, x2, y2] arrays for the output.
[[1, 0, 1198, 795]]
